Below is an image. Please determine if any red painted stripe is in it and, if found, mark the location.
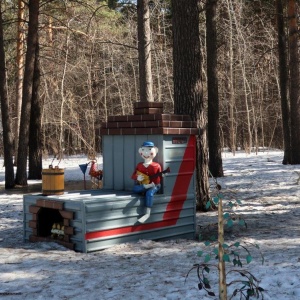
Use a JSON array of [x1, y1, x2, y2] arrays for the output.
[[85, 219, 176, 240], [85, 135, 196, 241], [163, 135, 196, 221]]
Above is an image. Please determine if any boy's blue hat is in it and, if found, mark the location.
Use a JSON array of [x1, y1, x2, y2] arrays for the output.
[[141, 141, 155, 147]]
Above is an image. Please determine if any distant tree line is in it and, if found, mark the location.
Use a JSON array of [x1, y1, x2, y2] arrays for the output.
[[0, 1, 299, 204]]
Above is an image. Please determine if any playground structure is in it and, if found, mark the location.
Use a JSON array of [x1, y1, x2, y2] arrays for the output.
[[23, 102, 199, 252]]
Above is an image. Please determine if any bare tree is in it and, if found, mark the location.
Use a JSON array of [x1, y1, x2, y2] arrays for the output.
[[288, 0, 300, 163], [206, 0, 224, 177], [222, 0, 236, 154], [276, 0, 291, 164], [2, 0, 296, 168], [137, 0, 153, 102], [28, 38, 42, 179], [15, 0, 40, 186], [14, 0, 25, 165], [0, 4, 15, 188]]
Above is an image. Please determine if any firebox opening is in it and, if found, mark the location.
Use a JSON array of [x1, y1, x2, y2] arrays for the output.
[[37, 208, 63, 237]]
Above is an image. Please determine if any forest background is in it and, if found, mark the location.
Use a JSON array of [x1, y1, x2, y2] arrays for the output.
[[0, 0, 300, 206]]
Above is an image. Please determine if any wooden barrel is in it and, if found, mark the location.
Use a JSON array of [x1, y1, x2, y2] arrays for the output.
[[42, 168, 64, 195]]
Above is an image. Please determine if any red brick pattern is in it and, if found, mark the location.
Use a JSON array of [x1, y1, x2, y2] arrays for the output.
[[28, 199, 74, 250], [101, 102, 199, 136], [107, 114, 192, 122], [36, 199, 64, 210], [134, 107, 163, 115], [101, 127, 199, 135], [134, 102, 164, 109]]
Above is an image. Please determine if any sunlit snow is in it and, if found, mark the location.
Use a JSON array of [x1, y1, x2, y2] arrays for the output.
[[0, 150, 300, 299]]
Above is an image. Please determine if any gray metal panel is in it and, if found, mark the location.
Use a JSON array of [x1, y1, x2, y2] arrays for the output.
[[87, 190, 195, 252], [112, 135, 125, 190], [153, 137, 164, 168], [86, 222, 195, 252], [103, 135, 168, 193], [103, 134, 195, 195], [24, 132, 197, 253], [24, 189, 196, 253], [102, 135, 114, 189], [103, 135, 165, 192], [162, 135, 195, 195], [79, 198, 87, 253], [123, 135, 136, 191], [82, 192, 195, 252]]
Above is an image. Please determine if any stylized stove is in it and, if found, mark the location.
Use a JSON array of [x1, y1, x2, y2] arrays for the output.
[[26, 199, 74, 250]]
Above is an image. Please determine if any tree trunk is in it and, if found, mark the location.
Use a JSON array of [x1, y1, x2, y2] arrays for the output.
[[276, 0, 291, 164], [137, 0, 153, 102], [0, 5, 15, 189], [171, 0, 210, 210], [206, 0, 224, 177], [14, 0, 25, 165], [28, 37, 42, 179], [288, 0, 300, 163], [223, 0, 236, 154], [15, 0, 40, 186]]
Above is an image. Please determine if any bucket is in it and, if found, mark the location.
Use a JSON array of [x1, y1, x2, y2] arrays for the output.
[[42, 166, 64, 195]]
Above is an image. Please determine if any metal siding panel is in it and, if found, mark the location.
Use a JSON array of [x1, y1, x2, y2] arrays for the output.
[[123, 135, 136, 191], [80, 198, 87, 253], [112, 136, 124, 190], [155, 137, 164, 168], [86, 223, 195, 252], [162, 135, 196, 195], [110, 135, 165, 193], [103, 135, 114, 189], [83, 193, 195, 243], [24, 190, 195, 253]]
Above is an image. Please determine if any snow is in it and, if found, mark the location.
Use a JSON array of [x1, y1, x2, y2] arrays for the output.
[[1, 151, 300, 299]]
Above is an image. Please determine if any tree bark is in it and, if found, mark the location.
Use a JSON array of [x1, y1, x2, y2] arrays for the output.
[[0, 5, 15, 189], [206, 0, 224, 177], [276, 0, 291, 164], [14, 0, 25, 165], [28, 38, 43, 179], [15, 0, 40, 186], [288, 0, 300, 163], [223, 0, 236, 154], [172, 0, 210, 210], [137, 0, 153, 102]]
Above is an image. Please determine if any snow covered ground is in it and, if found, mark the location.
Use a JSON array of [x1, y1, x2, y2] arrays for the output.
[[0, 150, 300, 299]]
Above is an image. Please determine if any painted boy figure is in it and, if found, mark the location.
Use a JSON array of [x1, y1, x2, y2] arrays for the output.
[[131, 141, 162, 223]]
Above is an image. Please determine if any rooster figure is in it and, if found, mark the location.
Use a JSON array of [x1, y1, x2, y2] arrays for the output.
[[89, 160, 103, 189]]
